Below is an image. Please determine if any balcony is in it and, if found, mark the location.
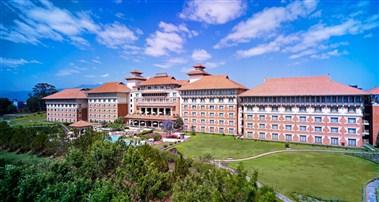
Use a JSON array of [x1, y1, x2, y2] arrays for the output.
[[363, 120, 369, 125], [135, 98, 177, 106]]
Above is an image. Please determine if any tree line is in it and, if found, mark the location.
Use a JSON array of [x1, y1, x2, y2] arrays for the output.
[[0, 124, 277, 201]]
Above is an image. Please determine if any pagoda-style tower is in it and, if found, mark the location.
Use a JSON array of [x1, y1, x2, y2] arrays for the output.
[[187, 64, 210, 83], [126, 69, 146, 89]]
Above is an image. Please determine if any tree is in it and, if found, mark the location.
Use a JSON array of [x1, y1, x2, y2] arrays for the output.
[[162, 120, 174, 135], [173, 116, 184, 130], [27, 83, 57, 112], [0, 98, 17, 115]]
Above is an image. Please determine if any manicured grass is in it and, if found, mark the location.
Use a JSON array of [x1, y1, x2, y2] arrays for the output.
[[0, 151, 49, 165], [229, 152, 379, 202], [6, 113, 54, 127], [176, 133, 355, 160]]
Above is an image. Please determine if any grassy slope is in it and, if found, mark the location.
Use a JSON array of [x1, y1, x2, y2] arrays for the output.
[[7, 113, 53, 127], [229, 152, 379, 202], [176, 134, 355, 160], [0, 151, 49, 165]]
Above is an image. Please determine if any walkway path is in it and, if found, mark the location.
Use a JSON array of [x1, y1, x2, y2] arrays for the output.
[[365, 178, 379, 202], [214, 149, 377, 162]]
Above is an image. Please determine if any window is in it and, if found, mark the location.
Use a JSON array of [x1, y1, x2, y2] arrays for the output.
[[331, 107, 338, 113], [210, 98, 214, 103], [201, 105, 205, 110], [300, 135, 307, 142], [219, 113, 224, 117], [285, 107, 292, 112], [331, 127, 338, 133], [272, 133, 279, 140], [209, 105, 215, 110], [285, 134, 292, 141], [315, 126, 322, 132], [201, 119, 205, 124], [285, 125, 292, 131], [259, 106, 265, 112], [348, 128, 356, 134], [229, 121, 234, 126], [210, 112, 215, 117], [259, 124, 265, 129], [228, 128, 234, 134], [247, 131, 253, 138], [272, 124, 278, 130], [285, 116, 292, 121], [192, 112, 196, 116], [228, 98, 234, 103], [300, 126, 306, 131], [219, 98, 224, 103], [348, 139, 356, 147], [229, 113, 234, 118], [331, 117, 338, 123], [272, 115, 278, 121], [331, 137, 338, 145], [210, 127, 215, 133], [300, 116, 306, 122], [219, 128, 225, 134], [201, 112, 205, 117], [219, 105, 224, 110], [210, 120, 215, 124], [348, 107, 356, 113], [259, 115, 265, 120], [247, 123, 253, 129], [315, 136, 322, 144], [228, 105, 234, 110], [315, 117, 322, 123], [299, 106, 306, 112], [259, 132, 265, 140], [192, 119, 196, 123], [247, 115, 253, 119], [314, 107, 322, 112], [272, 106, 278, 112], [201, 126, 205, 132], [348, 118, 356, 124], [192, 105, 196, 110]]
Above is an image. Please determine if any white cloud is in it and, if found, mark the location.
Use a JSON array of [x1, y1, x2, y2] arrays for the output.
[[215, 0, 318, 48], [1, 0, 142, 51], [145, 21, 197, 57], [237, 16, 379, 59], [56, 68, 80, 76], [0, 57, 40, 68], [204, 61, 225, 69], [100, 73, 109, 78], [154, 57, 187, 69], [180, 0, 246, 24], [191, 49, 211, 61], [96, 23, 139, 48]]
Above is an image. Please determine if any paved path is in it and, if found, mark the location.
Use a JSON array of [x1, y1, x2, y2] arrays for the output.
[[366, 178, 379, 202], [214, 149, 377, 162]]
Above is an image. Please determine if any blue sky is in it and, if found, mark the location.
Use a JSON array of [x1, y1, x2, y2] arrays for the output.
[[1, 0, 378, 91]]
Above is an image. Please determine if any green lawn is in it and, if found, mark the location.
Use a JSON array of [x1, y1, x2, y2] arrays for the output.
[[5, 113, 54, 127], [176, 134, 355, 160], [0, 151, 49, 165], [229, 152, 379, 202]]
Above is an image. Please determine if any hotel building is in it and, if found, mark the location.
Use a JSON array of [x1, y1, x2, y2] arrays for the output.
[[44, 88, 88, 123], [179, 65, 247, 135], [239, 76, 368, 147], [43, 65, 379, 147], [87, 82, 130, 123], [125, 73, 187, 128], [367, 88, 379, 145]]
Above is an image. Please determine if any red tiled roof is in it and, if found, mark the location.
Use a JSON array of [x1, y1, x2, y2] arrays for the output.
[[139, 74, 182, 86], [179, 75, 247, 90], [368, 87, 379, 95], [43, 88, 87, 100], [69, 120, 92, 128], [240, 76, 367, 97], [87, 82, 130, 93]]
